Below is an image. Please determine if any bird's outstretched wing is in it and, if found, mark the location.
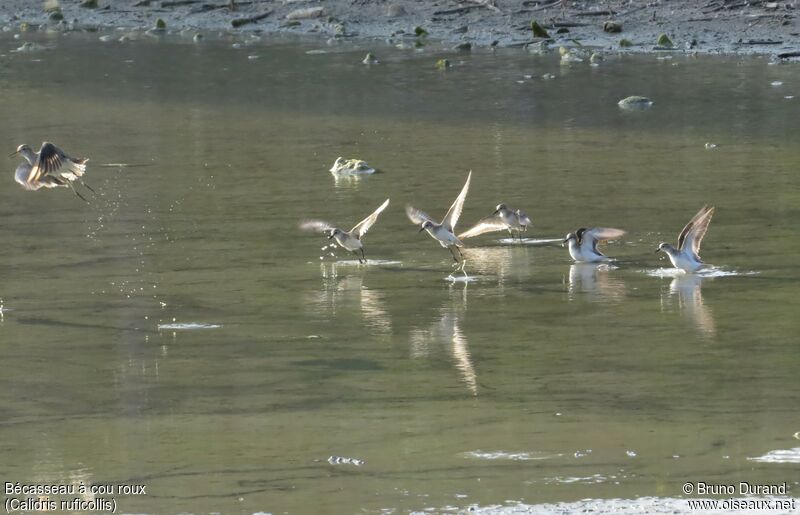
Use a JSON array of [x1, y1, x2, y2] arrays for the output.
[[579, 227, 626, 254], [406, 205, 435, 225], [442, 170, 472, 232], [299, 220, 335, 233], [28, 142, 88, 184], [350, 198, 390, 239], [458, 215, 507, 239], [678, 206, 714, 260]]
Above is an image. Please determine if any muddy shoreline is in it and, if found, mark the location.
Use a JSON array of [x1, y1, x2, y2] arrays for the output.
[[1, 1, 799, 57]]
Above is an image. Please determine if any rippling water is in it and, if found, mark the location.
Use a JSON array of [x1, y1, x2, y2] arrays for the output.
[[0, 31, 799, 514]]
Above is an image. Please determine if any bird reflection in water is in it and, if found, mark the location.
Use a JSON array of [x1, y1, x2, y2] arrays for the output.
[[665, 273, 716, 337], [566, 263, 626, 302], [409, 283, 477, 396], [310, 262, 392, 338]]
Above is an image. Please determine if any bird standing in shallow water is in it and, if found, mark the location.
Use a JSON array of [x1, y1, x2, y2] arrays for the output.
[[301, 198, 390, 264], [10, 142, 92, 201], [656, 206, 715, 273], [406, 171, 472, 263], [563, 227, 626, 262], [459, 203, 532, 241]]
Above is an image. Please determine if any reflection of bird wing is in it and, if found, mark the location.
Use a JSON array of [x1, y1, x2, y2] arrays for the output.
[[299, 220, 334, 233], [350, 198, 390, 239], [406, 205, 435, 225], [678, 206, 714, 260], [579, 227, 626, 254], [442, 170, 472, 232], [29, 142, 87, 183], [458, 215, 507, 239]]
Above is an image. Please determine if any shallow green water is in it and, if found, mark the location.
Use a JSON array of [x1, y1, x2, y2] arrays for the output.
[[0, 32, 799, 514]]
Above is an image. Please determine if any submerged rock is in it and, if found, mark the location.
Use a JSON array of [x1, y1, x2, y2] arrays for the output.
[[192, 33, 203, 42], [603, 20, 621, 33], [362, 52, 378, 64], [619, 38, 633, 47], [80, 0, 98, 7], [453, 42, 471, 51], [435, 58, 451, 70], [618, 96, 654, 109], [414, 26, 428, 37], [590, 52, 603, 64]]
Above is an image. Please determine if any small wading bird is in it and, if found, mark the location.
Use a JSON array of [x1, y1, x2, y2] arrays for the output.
[[300, 198, 390, 263], [563, 227, 626, 262], [406, 171, 472, 263], [655, 205, 715, 273], [459, 203, 532, 241], [10, 142, 93, 201]]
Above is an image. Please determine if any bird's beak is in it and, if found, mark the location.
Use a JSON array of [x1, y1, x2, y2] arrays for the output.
[[492, 209, 500, 215], [8, 150, 19, 157], [327, 233, 335, 239], [418, 226, 425, 233], [654, 248, 660, 253], [561, 238, 568, 245]]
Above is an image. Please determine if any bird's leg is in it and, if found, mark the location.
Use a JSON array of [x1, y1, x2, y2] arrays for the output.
[[360, 248, 366, 264], [69, 182, 88, 203], [460, 259, 468, 278], [80, 180, 96, 194], [449, 246, 459, 263], [456, 246, 464, 260]]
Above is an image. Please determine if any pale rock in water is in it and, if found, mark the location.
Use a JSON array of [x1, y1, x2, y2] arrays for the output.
[[618, 96, 654, 109], [329, 157, 376, 175]]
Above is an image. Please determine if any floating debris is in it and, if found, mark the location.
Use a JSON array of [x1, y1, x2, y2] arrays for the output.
[[327, 455, 364, 466], [574, 449, 592, 458], [329, 157, 376, 176], [541, 72, 556, 80], [618, 96, 654, 109], [626, 450, 637, 457], [704, 142, 717, 149], [157, 322, 222, 330], [12, 42, 46, 52], [362, 52, 378, 65], [771, 80, 783, 86]]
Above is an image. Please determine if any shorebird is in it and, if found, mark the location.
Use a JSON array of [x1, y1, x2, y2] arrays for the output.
[[459, 203, 532, 241], [10, 142, 92, 201], [655, 206, 715, 272], [563, 227, 625, 262], [406, 171, 471, 262], [300, 198, 390, 263]]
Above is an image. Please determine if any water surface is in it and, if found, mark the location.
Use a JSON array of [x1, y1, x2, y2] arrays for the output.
[[0, 32, 799, 514]]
